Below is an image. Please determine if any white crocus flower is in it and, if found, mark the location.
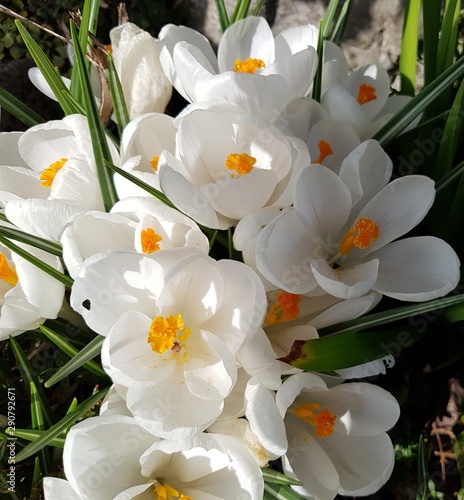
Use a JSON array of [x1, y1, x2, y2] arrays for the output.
[[255, 165, 460, 300], [116, 113, 177, 198], [61, 196, 208, 278], [0, 241, 65, 340], [276, 372, 400, 499], [0, 115, 119, 241], [159, 16, 318, 120], [110, 22, 172, 119], [159, 108, 308, 229]]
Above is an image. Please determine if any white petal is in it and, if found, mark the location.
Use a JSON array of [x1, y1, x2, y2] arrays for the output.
[[28, 67, 71, 102], [42, 478, 82, 500], [276, 372, 328, 416], [372, 236, 460, 301], [0, 132, 29, 168], [275, 24, 319, 59]]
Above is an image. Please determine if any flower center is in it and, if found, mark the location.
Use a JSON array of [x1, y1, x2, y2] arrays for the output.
[[154, 483, 192, 500], [40, 158, 68, 187], [141, 228, 162, 254], [356, 83, 377, 105], [314, 140, 334, 164], [225, 152, 256, 177], [0, 254, 18, 286], [150, 155, 160, 172], [294, 403, 336, 438], [339, 217, 379, 256], [265, 291, 301, 326], [233, 57, 266, 74], [147, 314, 190, 354]]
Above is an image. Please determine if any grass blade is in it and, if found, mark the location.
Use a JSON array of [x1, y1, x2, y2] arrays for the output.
[[30, 382, 45, 431], [0, 87, 44, 127], [230, 0, 251, 23], [9, 337, 52, 427], [264, 482, 304, 499], [319, 293, 464, 336], [422, 0, 442, 87], [311, 22, 324, 102], [399, 0, 421, 95], [70, 21, 119, 212], [330, 0, 354, 45], [0, 234, 73, 287], [373, 54, 464, 147], [416, 435, 428, 499], [436, 0, 460, 77], [252, 0, 264, 16], [107, 52, 130, 137], [39, 324, 107, 380], [262, 469, 302, 486], [435, 159, 464, 195], [321, 0, 340, 39], [14, 21, 74, 116], [11, 429, 65, 448], [0, 226, 62, 257], [44, 335, 106, 388], [15, 386, 109, 462], [215, 0, 230, 31]]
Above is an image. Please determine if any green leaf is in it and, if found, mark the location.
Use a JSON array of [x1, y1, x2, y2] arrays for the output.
[[230, 0, 251, 23], [0, 225, 62, 257], [416, 435, 428, 500], [39, 324, 108, 380], [31, 457, 42, 489], [279, 326, 426, 371], [330, 0, 354, 45], [311, 22, 324, 103], [0, 234, 73, 287], [107, 52, 130, 137], [374, 54, 464, 147], [436, 0, 460, 77], [399, 0, 421, 95], [9, 337, 52, 427], [319, 294, 464, 336], [215, 0, 230, 31], [321, 0, 341, 39], [70, 21, 119, 212], [264, 482, 304, 499], [262, 469, 302, 486], [454, 431, 464, 484], [12, 429, 66, 448], [44, 335, 106, 388], [422, 0, 442, 87], [0, 87, 44, 127], [15, 386, 109, 462], [14, 20, 74, 115], [252, 0, 264, 16], [30, 382, 45, 431], [435, 159, 464, 195]]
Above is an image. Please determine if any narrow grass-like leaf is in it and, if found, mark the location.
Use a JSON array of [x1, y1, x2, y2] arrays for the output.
[[30, 382, 45, 431], [230, 0, 251, 23], [39, 324, 107, 380], [435, 159, 464, 194], [0, 226, 62, 257], [416, 435, 428, 500], [9, 337, 52, 427], [311, 22, 324, 103], [280, 326, 427, 371], [0, 87, 44, 127], [262, 469, 302, 486], [330, 0, 354, 45], [0, 234, 73, 287], [264, 482, 304, 499], [107, 52, 130, 136], [422, 0, 442, 87], [374, 54, 464, 147], [13, 429, 65, 448], [215, 0, 230, 31], [31, 457, 41, 489], [44, 335, 106, 388], [319, 294, 464, 336], [322, 0, 340, 39], [252, 0, 264, 16], [436, 0, 460, 77], [70, 21, 119, 212], [15, 387, 109, 462], [444, 302, 464, 322], [15, 21, 74, 115], [399, 0, 421, 95], [434, 80, 464, 179]]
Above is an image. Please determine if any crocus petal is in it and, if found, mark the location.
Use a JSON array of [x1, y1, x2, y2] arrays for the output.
[[275, 24, 319, 59], [43, 478, 82, 500], [28, 67, 71, 102], [0, 166, 45, 203], [0, 132, 29, 168], [218, 16, 275, 71], [371, 236, 460, 301]]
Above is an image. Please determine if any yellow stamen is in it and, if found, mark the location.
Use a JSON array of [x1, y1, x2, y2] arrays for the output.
[[150, 155, 160, 172], [148, 314, 190, 354], [0, 254, 18, 287], [265, 292, 301, 326], [106, 44, 112, 54], [294, 403, 336, 438], [339, 217, 379, 256], [225, 152, 256, 177], [141, 228, 162, 254], [314, 140, 334, 164], [40, 158, 68, 188], [234, 57, 266, 74], [154, 483, 192, 500], [357, 83, 377, 105]]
